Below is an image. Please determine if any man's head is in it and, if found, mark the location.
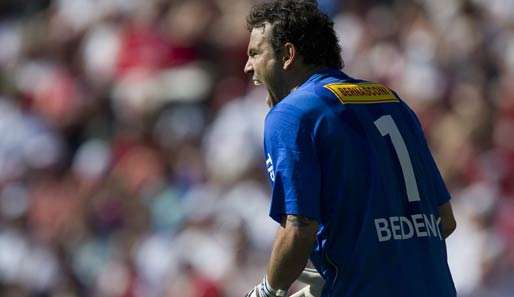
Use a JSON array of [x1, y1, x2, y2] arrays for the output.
[[244, 0, 343, 106]]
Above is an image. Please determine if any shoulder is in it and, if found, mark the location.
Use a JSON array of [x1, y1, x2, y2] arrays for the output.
[[263, 91, 323, 149], [265, 90, 322, 130]]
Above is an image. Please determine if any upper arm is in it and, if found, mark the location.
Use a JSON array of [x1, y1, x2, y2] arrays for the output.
[[264, 105, 322, 224], [438, 201, 456, 238], [280, 214, 319, 242], [404, 103, 452, 206], [282, 214, 319, 229]]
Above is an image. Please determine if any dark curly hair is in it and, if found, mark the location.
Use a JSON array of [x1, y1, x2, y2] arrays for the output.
[[247, 0, 343, 69]]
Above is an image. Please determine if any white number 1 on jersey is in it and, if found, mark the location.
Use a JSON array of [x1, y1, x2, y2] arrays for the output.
[[374, 115, 421, 202]]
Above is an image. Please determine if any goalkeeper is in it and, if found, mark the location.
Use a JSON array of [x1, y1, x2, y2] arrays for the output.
[[243, 1, 457, 297]]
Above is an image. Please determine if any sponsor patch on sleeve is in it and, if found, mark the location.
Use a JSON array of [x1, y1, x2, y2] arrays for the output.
[[324, 82, 399, 104]]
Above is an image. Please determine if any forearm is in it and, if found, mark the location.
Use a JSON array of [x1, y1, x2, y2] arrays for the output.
[[266, 215, 318, 290]]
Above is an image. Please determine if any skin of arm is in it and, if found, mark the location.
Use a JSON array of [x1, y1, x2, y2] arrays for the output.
[[266, 215, 319, 291], [438, 201, 457, 238]]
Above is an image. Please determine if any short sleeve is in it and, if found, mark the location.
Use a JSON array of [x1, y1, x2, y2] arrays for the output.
[[405, 103, 451, 206], [424, 143, 451, 206], [263, 104, 321, 224]]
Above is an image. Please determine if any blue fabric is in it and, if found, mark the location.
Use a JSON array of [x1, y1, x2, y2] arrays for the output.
[[263, 68, 456, 297]]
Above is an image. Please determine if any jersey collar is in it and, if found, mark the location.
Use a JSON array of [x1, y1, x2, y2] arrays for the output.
[[296, 67, 348, 92]]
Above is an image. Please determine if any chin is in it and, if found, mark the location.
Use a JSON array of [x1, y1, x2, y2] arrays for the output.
[[266, 94, 280, 107], [266, 97, 273, 107]]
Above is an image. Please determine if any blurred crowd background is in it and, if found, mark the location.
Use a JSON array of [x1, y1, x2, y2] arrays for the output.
[[0, 0, 513, 296]]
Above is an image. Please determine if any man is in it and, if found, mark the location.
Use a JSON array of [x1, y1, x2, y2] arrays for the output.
[[243, 1, 457, 297]]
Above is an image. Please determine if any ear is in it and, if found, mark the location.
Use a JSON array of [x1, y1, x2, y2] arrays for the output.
[[282, 42, 296, 70]]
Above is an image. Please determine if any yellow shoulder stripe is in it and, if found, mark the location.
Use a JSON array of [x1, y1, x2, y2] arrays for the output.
[[324, 82, 398, 104]]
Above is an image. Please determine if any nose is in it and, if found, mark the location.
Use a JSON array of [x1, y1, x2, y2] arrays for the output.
[[244, 58, 253, 75]]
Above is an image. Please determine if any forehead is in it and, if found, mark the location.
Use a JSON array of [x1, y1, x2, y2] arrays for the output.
[[248, 23, 273, 50]]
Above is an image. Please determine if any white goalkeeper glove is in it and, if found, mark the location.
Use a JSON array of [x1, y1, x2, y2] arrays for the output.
[[246, 276, 287, 297], [290, 268, 325, 297]]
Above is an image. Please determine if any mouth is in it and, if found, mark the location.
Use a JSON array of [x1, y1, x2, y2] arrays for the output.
[[252, 77, 263, 86]]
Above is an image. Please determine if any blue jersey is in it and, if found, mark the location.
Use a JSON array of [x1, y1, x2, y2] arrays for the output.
[[263, 68, 456, 297]]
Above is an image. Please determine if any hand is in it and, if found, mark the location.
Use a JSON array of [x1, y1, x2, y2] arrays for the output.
[[290, 268, 325, 297], [245, 276, 287, 297]]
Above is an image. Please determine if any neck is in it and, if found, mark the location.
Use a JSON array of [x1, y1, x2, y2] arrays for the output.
[[269, 65, 326, 107], [287, 65, 324, 93]]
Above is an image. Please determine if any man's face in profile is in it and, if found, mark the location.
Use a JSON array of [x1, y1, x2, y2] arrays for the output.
[[244, 23, 284, 107]]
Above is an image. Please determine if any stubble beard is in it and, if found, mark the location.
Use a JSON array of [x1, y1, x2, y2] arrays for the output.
[[253, 77, 279, 107], [266, 83, 290, 108], [254, 69, 287, 108], [264, 76, 288, 108]]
